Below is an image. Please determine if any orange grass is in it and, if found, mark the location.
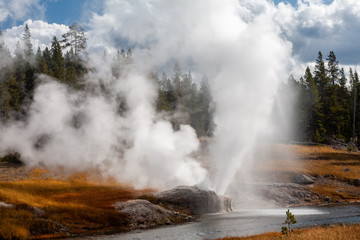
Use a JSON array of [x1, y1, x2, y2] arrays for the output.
[[250, 144, 360, 202], [217, 224, 360, 240], [291, 145, 360, 180], [254, 144, 360, 180], [0, 175, 152, 239]]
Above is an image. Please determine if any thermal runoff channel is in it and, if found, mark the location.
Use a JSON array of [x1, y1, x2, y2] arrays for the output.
[[0, 0, 292, 196]]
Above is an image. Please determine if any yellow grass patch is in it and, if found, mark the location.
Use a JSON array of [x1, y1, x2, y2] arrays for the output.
[[218, 224, 360, 240], [0, 175, 150, 239], [292, 145, 360, 180], [251, 144, 360, 199]]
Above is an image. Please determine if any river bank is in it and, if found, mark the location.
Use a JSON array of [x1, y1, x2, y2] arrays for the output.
[[70, 203, 360, 240], [0, 144, 360, 239]]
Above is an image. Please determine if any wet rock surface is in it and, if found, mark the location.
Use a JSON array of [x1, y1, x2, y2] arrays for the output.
[[155, 185, 232, 215]]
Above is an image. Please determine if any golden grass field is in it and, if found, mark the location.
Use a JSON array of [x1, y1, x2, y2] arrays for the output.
[[217, 224, 360, 240], [0, 172, 153, 239], [252, 144, 360, 202], [0, 144, 360, 239]]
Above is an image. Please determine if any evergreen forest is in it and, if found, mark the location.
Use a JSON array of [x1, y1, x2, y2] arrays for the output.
[[0, 23, 214, 138], [0, 23, 359, 144]]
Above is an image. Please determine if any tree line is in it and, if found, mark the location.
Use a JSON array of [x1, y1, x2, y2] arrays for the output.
[[291, 51, 359, 143], [0, 23, 214, 137], [0, 23, 87, 121], [5, 23, 357, 143]]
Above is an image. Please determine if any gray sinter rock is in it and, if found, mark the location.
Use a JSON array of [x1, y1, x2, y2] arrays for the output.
[[114, 199, 192, 229], [155, 185, 232, 215], [114, 186, 232, 230], [292, 174, 315, 185], [258, 183, 321, 207]]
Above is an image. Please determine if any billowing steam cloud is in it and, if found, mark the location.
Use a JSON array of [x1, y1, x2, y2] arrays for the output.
[[88, 0, 292, 193], [0, 0, 292, 193], [0, 68, 206, 189]]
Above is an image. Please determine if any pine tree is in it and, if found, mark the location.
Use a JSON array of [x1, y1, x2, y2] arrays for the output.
[[35, 47, 48, 74], [355, 71, 360, 140], [13, 42, 26, 105], [0, 80, 11, 121], [314, 51, 328, 98], [321, 51, 343, 138], [172, 62, 182, 98], [7, 70, 22, 113], [303, 67, 324, 141], [42, 47, 52, 76], [64, 48, 78, 87], [197, 75, 214, 136], [22, 24, 34, 63], [157, 71, 176, 112], [326, 51, 339, 86], [350, 68, 357, 140], [50, 37, 65, 82], [338, 68, 352, 139], [0, 27, 12, 68], [339, 68, 347, 89], [282, 209, 297, 235], [61, 22, 87, 57]]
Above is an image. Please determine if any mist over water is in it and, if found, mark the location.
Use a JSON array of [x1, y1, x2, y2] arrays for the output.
[[0, 0, 293, 196]]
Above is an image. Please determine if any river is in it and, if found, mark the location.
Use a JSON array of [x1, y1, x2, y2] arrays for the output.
[[76, 203, 360, 240]]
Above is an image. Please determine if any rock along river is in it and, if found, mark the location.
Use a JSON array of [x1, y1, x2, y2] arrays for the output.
[[73, 203, 360, 240]]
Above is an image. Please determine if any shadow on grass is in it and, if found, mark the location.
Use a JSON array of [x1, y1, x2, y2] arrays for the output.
[[306, 153, 360, 161]]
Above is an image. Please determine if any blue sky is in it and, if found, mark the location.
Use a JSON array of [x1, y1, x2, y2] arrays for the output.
[[42, 0, 87, 26], [1, 0, 92, 30], [0, 0, 334, 30], [2, 0, 360, 78]]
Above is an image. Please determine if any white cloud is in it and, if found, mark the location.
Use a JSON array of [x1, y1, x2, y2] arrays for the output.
[[0, 0, 45, 24], [3, 19, 69, 54], [275, 0, 360, 65]]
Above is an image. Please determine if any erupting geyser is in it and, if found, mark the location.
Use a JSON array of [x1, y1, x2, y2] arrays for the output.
[[0, 0, 292, 199]]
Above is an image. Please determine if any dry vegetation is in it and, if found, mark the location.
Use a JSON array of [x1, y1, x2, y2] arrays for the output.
[[0, 170, 154, 239], [217, 224, 360, 240], [1, 144, 360, 239], [252, 144, 360, 202]]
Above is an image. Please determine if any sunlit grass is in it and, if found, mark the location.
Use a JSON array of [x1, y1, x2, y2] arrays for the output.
[[1, 144, 360, 239], [292, 145, 360, 181], [0, 173, 151, 239], [217, 224, 360, 240], [255, 144, 360, 180], [251, 144, 360, 201]]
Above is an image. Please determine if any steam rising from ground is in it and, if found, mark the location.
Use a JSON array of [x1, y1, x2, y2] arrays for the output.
[[0, 70, 206, 189], [0, 0, 292, 194]]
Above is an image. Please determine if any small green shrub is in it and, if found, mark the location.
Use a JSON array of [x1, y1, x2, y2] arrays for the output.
[[282, 209, 297, 236]]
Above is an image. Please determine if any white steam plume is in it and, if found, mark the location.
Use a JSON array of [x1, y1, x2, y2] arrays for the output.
[[0, 69, 206, 189], [1, 0, 292, 194], [88, 0, 292, 194]]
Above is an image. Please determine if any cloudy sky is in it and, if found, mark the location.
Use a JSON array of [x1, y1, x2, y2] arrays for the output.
[[1, 0, 360, 77]]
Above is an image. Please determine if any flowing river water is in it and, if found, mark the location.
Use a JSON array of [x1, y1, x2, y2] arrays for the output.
[[76, 203, 360, 240]]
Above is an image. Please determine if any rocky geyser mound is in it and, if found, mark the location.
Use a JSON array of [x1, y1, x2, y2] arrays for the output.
[[155, 185, 232, 215], [114, 185, 232, 230]]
